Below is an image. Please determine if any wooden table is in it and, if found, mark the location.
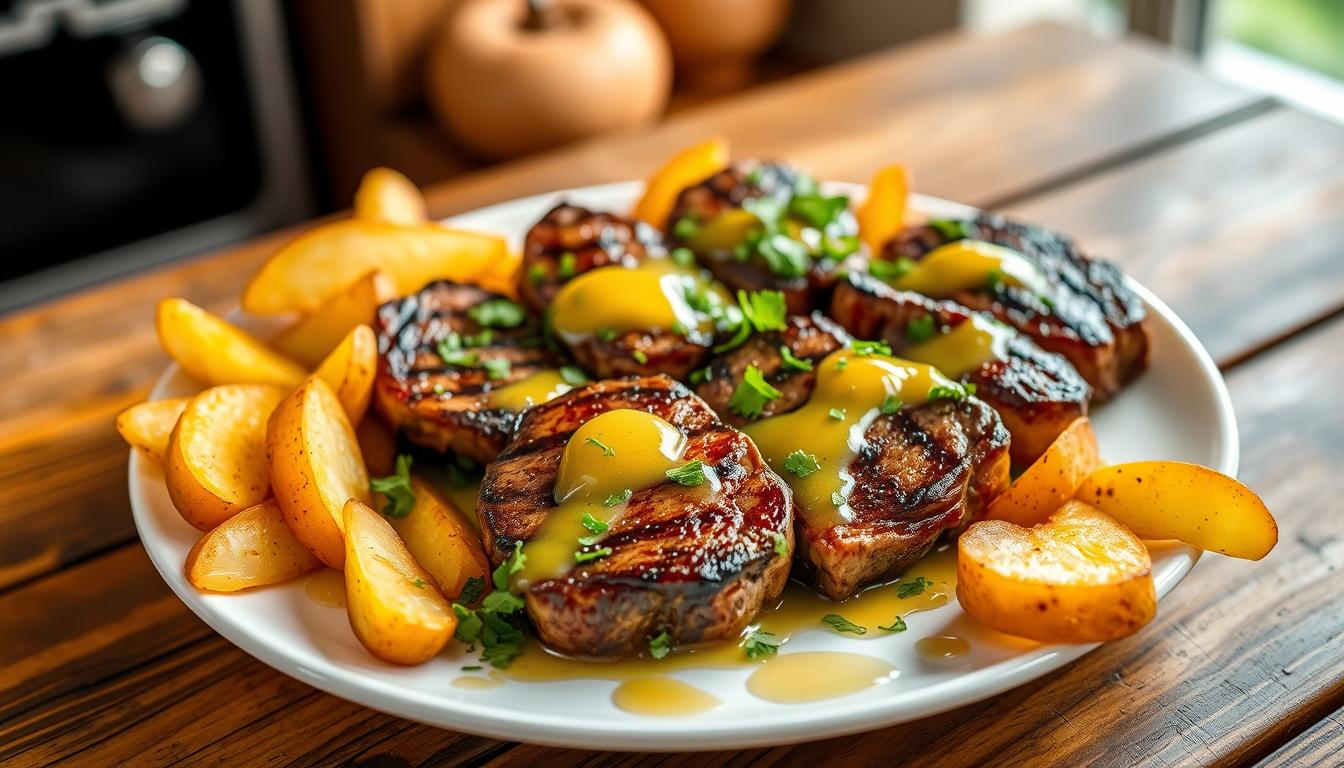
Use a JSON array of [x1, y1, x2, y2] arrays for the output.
[[3, 22, 1343, 767]]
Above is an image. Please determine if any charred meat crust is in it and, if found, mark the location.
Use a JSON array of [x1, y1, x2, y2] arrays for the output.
[[372, 281, 560, 464], [694, 312, 851, 425], [832, 272, 1091, 464], [518, 202, 666, 314], [478, 375, 794, 657], [566, 329, 710, 383], [880, 214, 1150, 399], [798, 398, 1010, 600], [668, 162, 855, 315]]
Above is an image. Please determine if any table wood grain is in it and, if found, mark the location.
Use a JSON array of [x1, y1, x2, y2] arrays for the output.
[[2, 21, 1341, 768]]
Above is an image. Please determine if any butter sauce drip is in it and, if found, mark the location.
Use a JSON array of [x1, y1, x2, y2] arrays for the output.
[[486, 369, 572, 412], [889, 240, 1049, 298], [549, 260, 731, 344], [903, 314, 1016, 378]]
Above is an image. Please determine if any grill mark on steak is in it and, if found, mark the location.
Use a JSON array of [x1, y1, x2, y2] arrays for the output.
[[478, 375, 793, 657], [877, 214, 1149, 399], [372, 281, 561, 464], [518, 203, 666, 314], [832, 272, 1091, 464]]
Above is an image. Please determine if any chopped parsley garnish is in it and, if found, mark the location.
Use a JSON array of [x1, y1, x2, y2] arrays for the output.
[[879, 616, 908, 632], [728, 364, 783, 419], [927, 218, 970, 241], [828, 407, 846, 420], [482, 357, 512, 381], [779, 345, 813, 372], [744, 166, 766, 186], [586, 436, 615, 456], [788, 192, 850, 231], [370, 454, 415, 517], [482, 589, 525, 614], [451, 542, 527, 669], [743, 630, 783, 659], [773, 532, 788, 557], [596, 326, 619, 343], [906, 315, 937, 343], [574, 547, 612, 563], [851, 339, 892, 357], [665, 460, 707, 486], [671, 247, 697, 267], [602, 488, 632, 507], [834, 356, 849, 371], [880, 395, 904, 415], [468, 298, 526, 329], [494, 541, 526, 590], [462, 665, 483, 671], [738, 289, 788, 332], [821, 235, 861, 260], [928, 383, 973, 402], [782, 449, 821, 477], [869, 257, 916, 281], [986, 267, 1006, 292], [527, 263, 547, 284], [649, 630, 673, 659], [436, 335, 480, 367], [756, 233, 811, 278], [831, 491, 846, 507], [559, 365, 588, 386], [897, 576, 934, 599], [413, 578, 425, 589], [632, 349, 649, 364], [459, 576, 485, 604], [432, 383, 447, 395], [671, 320, 689, 337], [578, 512, 609, 545], [557, 251, 577, 278], [821, 614, 867, 635], [672, 215, 700, 239], [689, 366, 712, 385]]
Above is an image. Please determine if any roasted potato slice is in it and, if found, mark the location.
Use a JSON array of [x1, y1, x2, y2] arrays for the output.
[[116, 396, 189, 463], [166, 384, 287, 531], [387, 477, 490, 603], [344, 498, 456, 665], [185, 500, 322, 591], [354, 167, 428, 225], [273, 271, 395, 366], [958, 501, 1156, 643], [986, 417, 1101, 527], [857, 163, 910, 253], [314, 324, 378, 424], [242, 220, 513, 315], [1076, 461, 1277, 560], [268, 377, 371, 568], [157, 298, 307, 387], [632, 136, 729, 226]]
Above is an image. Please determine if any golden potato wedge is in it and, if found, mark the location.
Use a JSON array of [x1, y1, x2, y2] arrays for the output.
[[314, 325, 378, 424], [632, 136, 729, 226], [344, 498, 456, 665], [354, 167, 428, 225], [242, 219, 511, 315], [273, 271, 395, 366], [268, 377, 371, 568], [958, 501, 1156, 643], [1076, 461, 1277, 560], [166, 385, 287, 530], [986, 417, 1101, 527], [157, 298, 307, 387], [356, 417, 397, 478], [185, 500, 321, 591], [857, 164, 910, 253], [387, 477, 490, 603], [116, 396, 189, 462]]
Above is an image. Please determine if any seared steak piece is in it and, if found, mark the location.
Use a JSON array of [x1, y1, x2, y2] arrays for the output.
[[477, 376, 793, 657], [373, 281, 560, 464], [832, 272, 1091, 464], [799, 397, 1009, 600], [694, 313, 850, 425], [876, 214, 1149, 399], [668, 162, 858, 315], [566, 326, 710, 383], [518, 203, 665, 314]]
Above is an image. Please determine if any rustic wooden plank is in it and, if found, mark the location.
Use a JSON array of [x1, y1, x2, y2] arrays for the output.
[[0, 22, 1267, 592], [1257, 705, 1344, 768], [4, 312, 1341, 767], [1001, 108, 1344, 368]]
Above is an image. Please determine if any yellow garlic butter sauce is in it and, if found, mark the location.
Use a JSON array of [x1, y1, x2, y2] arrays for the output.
[[902, 314, 1016, 378], [486, 369, 571, 412], [549, 260, 728, 343], [889, 240, 1049, 298], [612, 677, 723, 716], [743, 349, 959, 528], [746, 652, 898, 703], [451, 674, 504, 690], [303, 568, 346, 608], [915, 636, 970, 659], [514, 409, 705, 587]]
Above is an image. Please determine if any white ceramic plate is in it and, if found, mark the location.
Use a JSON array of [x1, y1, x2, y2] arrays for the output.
[[130, 182, 1237, 751]]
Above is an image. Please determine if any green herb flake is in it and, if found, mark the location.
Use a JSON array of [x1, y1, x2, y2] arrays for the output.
[[558, 251, 577, 278], [828, 407, 846, 420], [458, 576, 485, 604], [782, 449, 820, 478], [586, 436, 615, 456], [689, 366, 713, 385], [788, 193, 850, 231], [369, 454, 416, 518], [738, 289, 788, 332], [743, 629, 782, 659], [649, 630, 673, 659], [906, 315, 937, 344], [413, 577, 425, 589], [851, 339, 892, 357], [779, 345, 814, 372], [482, 357, 512, 381], [869, 257, 916, 281], [462, 665, 483, 671], [927, 218, 970, 241], [492, 541, 526, 591], [672, 215, 700, 240], [834, 356, 849, 371], [574, 547, 613, 564], [632, 349, 649, 364], [756, 233, 811, 278], [596, 326, 619, 343], [559, 365, 588, 386], [665, 460, 707, 486], [481, 589, 525, 614], [897, 576, 934, 599], [671, 246, 697, 267], [468, 298, 526, 329], [729, 364, 783, 419], [928, 384, 971, 402], [880, 395, 904, 415], [879, 616, 908, 632], [436, 336, 480, 367], [831, 491, 846, 507], [821, 614, 867, 635], [986, 267, 1006, 292], [773, 532, 788, 557], [581, 512, 609, 535], [603, 488, 632, 507]]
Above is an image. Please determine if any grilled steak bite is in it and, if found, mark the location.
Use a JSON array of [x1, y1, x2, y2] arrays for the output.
[[668, 162, 860, 315], [742, 349, 1009, 600], [694, 312, 850, 425], [477, 375, 794, 657], [373, 281, 566, 464], [873, 214, 1149, 399], [518, 203, 666, 314], [832, 272, 1091, 464]]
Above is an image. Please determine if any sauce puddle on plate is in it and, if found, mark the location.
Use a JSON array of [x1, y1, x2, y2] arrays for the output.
[[452, 674, 504, 690], [612, 676, 723, 716], [747, 651, 898, 703], [915, 635, 970, 659], [304, 569, 346, 608]]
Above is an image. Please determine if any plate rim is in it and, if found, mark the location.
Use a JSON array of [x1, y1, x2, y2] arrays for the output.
[[129, 183, 1237, 751]]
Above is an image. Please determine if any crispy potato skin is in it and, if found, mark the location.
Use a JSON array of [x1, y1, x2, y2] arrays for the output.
[[157, 298, 307, 388], [343, 499, 456, 665], [987, 417, 1101, 527], [267, 377, 371, 569], [388, 477, 491, 602], [314, 324, 378, 424], [1076, 461, 1278, 560], [166, 385, 286, 531], [117, 397, 190, 463], [185, 500, 322, 591], [354, 167, 427, 225], [957, 501, 1156, 643]]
